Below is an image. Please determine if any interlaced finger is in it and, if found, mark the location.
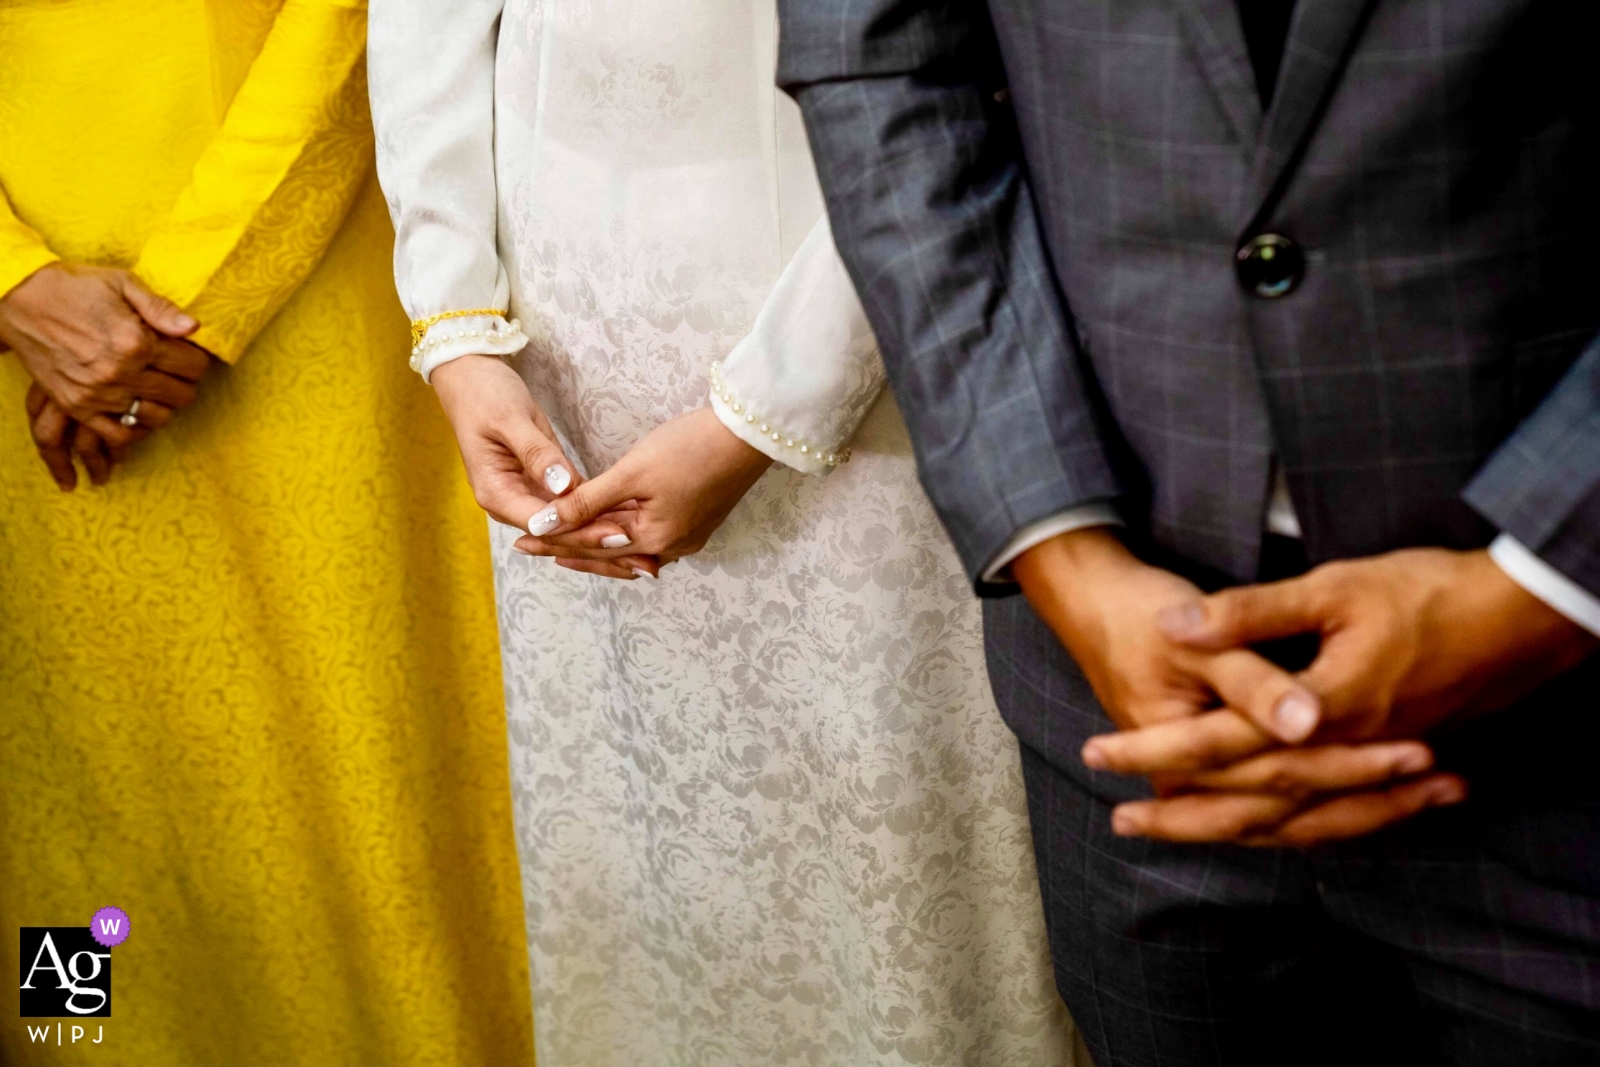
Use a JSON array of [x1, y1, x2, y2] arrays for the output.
[[30, 400, 78, 490], [148, 337, 211, 381], [552, 557, 659, 581], [512, 534, 659, 569], [534, 510, 646, 554], [130, 369, 199, 411], [1110, 791, 1300, 842], [1191, 646, 1323, 743], [1246, 774, 1468, 848], [1082, 708, 1274, 777], [82, 413, 151, 450], [73, 422, 112, 486], [1185, 741, 1434, 797]]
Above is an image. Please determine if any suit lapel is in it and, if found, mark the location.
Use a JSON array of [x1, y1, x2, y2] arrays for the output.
[[1245, 0, 1382, 223], [1171, 0, 1262, 150]]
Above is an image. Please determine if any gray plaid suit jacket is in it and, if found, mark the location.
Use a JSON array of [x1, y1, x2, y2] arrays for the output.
[[780, 3, 1600, 1059], [778, 0, 1600, 599]]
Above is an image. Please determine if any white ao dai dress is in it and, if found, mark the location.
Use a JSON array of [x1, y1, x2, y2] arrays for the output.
[[370, 2, 1079, 1064]]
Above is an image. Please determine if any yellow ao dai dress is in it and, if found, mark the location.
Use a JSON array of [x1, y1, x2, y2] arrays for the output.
[[0, 2, 533, 1063]]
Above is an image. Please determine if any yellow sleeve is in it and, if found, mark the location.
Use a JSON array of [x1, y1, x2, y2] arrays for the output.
[[133, 0, 371, 364], [0, 186, 59, 303]]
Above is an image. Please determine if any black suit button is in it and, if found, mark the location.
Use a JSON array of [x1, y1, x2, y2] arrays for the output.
[[1236, 233, 1305, 299]]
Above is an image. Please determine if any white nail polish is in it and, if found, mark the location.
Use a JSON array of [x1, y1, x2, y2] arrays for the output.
[[528, 506, 559, 536], [511, 543, 534, 556], [543, 464, 572, 496], [601, 534, 632, 549], [631, 567, 657, 581]]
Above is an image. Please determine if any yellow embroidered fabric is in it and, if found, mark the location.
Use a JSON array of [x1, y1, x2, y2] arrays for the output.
[[0, 2, 534, 1064]]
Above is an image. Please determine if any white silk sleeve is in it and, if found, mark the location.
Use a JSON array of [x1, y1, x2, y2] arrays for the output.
[[710, 217, 885, 475], [368, 0, 526, 380]]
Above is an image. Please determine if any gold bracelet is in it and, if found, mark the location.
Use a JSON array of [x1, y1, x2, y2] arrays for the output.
[[409, 308, 506, 348]]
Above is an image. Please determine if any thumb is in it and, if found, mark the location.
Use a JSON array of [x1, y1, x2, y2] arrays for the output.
[[1158, 578, 1324, 650], [117, 273, 197, 337], [530, 465, 636, 538]]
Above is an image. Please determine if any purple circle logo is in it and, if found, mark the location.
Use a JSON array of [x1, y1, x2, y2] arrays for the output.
[[89, 906, 130, 948]]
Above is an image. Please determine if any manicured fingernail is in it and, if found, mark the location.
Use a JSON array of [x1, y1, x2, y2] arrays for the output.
[[1272, 691, 1319, 742], [1429, 779, 1467, 807], [528, 507, 559, 536], [601, 534, 632, 549], [543, 464, 571, 496], [1157, 602, 1205, 637], [1081, 741, 1109, 770], [1394, 748, 1432, 775], [1111, 808, 1143, 837], [511, 543, 534, 556], [631, 567, 656, 581]]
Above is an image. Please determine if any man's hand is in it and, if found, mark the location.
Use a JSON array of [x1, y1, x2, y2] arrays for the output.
[[1094, 548, 1598, 770], [431, 354, 658, 579], [1014, 529, 1325, 741], [1016, 530, 1454, 847], [515, 404, 772, 578], [0, 262, 209, 447], [1093, 547, 1598, 846]]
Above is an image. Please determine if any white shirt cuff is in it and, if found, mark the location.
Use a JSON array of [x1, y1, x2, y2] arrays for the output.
[[980, 503, 1124, 584], [1488, 533, 1600, 638]]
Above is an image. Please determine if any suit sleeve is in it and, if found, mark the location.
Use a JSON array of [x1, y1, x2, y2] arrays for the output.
[[776, 0, 1121, 594], [1465, 335, 1600, 599], [131, 0, 372, 364]]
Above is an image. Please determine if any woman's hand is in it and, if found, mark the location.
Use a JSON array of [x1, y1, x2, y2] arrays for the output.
[[430, 354, 656, 577], [0, 262, 210, 447], [26, 383, 125, 491], [517, 405, 773, 579]]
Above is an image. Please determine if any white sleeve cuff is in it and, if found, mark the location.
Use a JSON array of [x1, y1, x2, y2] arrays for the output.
[[1488, 533, 1600, 638], [709, 365, 851, 475], [413, 314, 529, 383], [709, 217, 884, 476], [980, 504, 1124, 584]]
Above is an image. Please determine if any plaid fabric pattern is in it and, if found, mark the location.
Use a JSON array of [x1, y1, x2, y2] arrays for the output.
[[780, 0, 1600, 593], [986, 595, 1600, 1066], [781, 0, 1600, 1059]]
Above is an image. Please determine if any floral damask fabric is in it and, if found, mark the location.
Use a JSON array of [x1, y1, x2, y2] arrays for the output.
[[372, 1, 1080, 1063], [0, 3, 533, 1064]]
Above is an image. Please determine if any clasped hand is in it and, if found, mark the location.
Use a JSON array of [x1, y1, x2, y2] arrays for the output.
[[432, 355, 771, 582], [0, 262, 211, 489], [1015, 530, 1597, 848]]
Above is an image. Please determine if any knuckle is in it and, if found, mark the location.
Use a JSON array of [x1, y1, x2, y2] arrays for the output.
[[1313, 560, 1357, 592], [1207, 592, 1243, 627], [1175, 732, 1220, 768], [520, 441, 556, 472], [107, 326, 147, 362], [86, 360, 125, 389], [1260, 767, 1300, 796], [564, 487, 598, 521]]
